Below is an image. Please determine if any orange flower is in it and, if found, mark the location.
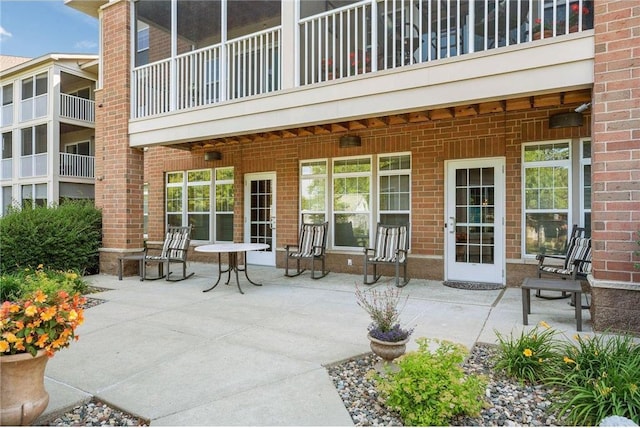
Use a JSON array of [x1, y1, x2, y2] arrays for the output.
[[35, 333, 49, 348], [34, 290, 47, 303], [40, 306, 57, 321], [0, 340, 9, 352], [25, 304, 38, 317]]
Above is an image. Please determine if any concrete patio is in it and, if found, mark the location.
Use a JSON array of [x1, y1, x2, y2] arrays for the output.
[[37, 262, 592, 426]]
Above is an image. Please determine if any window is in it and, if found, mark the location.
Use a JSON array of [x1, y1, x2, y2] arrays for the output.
[[2, 132, 11, 159], [65, 141, 91, 156], [69, 87, 91, 100], [21, 124, 47, 156], [1, 84, 13, 127], [523, 141, 571, 256], [215, 167, 234, 242], [300, 160, 327, 223], [2, 84, 12, 106], [143, 183, 149, 238], [20, 72, 48, 121], [22, 183, 47, 208], [2, 186, 12, 215], [135, 21, 150, 66], [378, 154, 411, 225], [299, 153, 411, 249], [166, 167, 234, 242], [333, 157, 371, 248], [580, 139, 591, 236]]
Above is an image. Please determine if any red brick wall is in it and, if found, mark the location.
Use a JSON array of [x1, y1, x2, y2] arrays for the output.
[[592, 0, 640, 284], [143, 106, 591, 282], [95, 0, 144, 273]]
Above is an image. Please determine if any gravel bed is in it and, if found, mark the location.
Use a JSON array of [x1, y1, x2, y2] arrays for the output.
[[326, 343, 560, 427], [47, 401, 147, 426]]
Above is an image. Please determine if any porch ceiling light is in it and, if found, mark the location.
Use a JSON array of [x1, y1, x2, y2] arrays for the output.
[[549, 112, 583, 129], [339, 135, 362, 148], [204, 151, 222, 161]]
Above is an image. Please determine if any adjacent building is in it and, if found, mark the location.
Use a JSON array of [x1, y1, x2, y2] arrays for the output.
[[0, 54, 98, 212], [65, 0, 638, 333]]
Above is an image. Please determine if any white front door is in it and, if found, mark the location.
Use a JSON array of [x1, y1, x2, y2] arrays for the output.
[[445, 158, 505, 284], [244, 172, 276, 266]]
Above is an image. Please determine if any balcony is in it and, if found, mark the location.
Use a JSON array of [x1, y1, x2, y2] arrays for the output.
[[129, 0, 594, 147], [59, 153, 95, 179], [59, 93, 95, 124]]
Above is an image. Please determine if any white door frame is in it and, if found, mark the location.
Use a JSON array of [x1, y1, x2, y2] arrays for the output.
[[444, 157, 505, 285], [244, 172, 276, 266]]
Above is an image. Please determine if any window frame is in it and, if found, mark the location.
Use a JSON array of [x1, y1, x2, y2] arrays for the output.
[[298, 152, 412, 251], [579, 138, 591, 236], [521, 140, 573, 258], [165, 167, 235, 243]]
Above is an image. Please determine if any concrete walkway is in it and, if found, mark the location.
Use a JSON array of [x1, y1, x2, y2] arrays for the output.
[[38, 262, 592, 426]]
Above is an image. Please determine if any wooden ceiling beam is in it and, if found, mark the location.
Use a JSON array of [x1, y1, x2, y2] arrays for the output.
[[348, 120, 367, 130], [408, 111, 430, 122]]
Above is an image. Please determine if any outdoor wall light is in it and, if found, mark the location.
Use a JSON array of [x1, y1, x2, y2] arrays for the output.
[[549, 112, 583, 129], [339, 135, 362, 148], [204, 151, 222, 161]]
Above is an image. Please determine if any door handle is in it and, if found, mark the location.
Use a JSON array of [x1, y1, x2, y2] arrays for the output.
[[447, 216, 456, 234], [270, 216, 276, 230]]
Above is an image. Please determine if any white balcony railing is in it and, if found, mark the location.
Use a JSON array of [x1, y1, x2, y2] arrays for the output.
[[59, 153, 95, 179], [132, 27, 281, 119], [131, 0, 592, 118], [60, 94, 95, 123]]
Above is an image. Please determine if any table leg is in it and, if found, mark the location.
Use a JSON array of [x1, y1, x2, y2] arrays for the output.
[[575, 291, 582, 331], [203, 253, 227, 292], [522, 288, 529, 326], [236, 251, 263, 287]]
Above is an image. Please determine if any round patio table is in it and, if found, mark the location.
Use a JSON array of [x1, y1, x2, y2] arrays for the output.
[[195, 243, 270, 294]]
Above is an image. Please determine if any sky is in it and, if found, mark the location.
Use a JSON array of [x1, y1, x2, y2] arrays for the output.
[[0, 0, 99, 59]]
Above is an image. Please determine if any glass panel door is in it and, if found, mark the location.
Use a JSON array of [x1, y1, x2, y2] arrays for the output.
[[244, 172, 276, 266], [446, 158, 504, 284]]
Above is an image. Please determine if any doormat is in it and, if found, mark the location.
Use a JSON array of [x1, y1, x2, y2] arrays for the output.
[[443, 281, 505, 290]]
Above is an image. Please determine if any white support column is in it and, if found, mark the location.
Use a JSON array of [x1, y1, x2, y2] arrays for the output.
[[281, 0, 296, 89], [50, 65, 60, 204]]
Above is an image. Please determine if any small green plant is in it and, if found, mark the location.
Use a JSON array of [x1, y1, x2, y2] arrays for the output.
[[372, 338, 486, 426], [548, 332, 640, 426], [0, 265, 89, 302], [494, 321, 560, 383]]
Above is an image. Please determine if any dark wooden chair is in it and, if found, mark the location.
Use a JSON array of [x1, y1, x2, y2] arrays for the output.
[[535, 224, 591, 304], [284, 222, 329, 279], [363, 223, 409, 288], [144, 225, 195, 282]]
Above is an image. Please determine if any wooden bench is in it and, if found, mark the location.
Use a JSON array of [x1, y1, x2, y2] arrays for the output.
[[521, 277, 584, 331]]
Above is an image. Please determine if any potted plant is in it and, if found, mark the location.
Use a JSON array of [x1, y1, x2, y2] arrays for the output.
[[532, 2, 590, 39], [355, 284, 413, 362], [0, 265, 86, 426]]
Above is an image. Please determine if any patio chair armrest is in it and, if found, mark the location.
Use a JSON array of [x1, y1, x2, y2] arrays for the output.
[[312, 244, 326, 256], [284, 243, 299, 254], [536, 254, 565, 265], [363, 247, 375, 255]]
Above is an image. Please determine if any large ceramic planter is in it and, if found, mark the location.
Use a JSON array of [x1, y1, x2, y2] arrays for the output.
[[0, 350, 50, 426], [368, 334, 409, 362]]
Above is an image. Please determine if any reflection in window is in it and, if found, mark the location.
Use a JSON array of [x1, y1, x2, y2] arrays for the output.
[[300, 160, 327, 224], [523, 141, 570, 255], [379, 154, 410, 226], [333, 157, 371, 248]]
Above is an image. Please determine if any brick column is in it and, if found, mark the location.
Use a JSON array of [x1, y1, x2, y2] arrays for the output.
[[95, 0, 145, 275], [590, 0, 640, 333]]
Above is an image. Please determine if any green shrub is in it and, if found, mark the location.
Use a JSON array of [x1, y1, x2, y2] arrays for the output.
[[372, 338, 486, 426], [494, 321, 561, 383], [0, 201, 101, 274], [0, 266, 89, 302], [549, 332, 640, 426]]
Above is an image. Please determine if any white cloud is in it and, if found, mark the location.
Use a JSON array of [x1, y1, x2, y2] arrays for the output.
[[74, 40, 98, 50], [0, 26, 12, 41]]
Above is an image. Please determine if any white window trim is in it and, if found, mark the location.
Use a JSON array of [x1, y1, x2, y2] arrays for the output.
[[521, 139, 573, 258], [299, 158, 328, 224]]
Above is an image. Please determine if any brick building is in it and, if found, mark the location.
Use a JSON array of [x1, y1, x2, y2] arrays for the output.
[[66, 0, 639, 333]]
